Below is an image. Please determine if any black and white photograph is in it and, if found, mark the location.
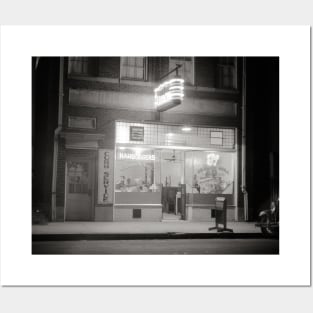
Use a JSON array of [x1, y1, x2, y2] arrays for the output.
[[31, 56, 279, 255]]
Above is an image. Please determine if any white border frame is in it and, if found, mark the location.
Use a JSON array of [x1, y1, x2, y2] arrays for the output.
[[0, 25, 310, 286]]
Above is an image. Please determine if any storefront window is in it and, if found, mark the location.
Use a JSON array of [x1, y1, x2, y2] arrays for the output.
[[115, 147, 161, 192], [191, 151, 235, 195]]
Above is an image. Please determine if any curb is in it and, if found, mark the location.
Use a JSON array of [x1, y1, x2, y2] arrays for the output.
[[32, 232, 275, 241]]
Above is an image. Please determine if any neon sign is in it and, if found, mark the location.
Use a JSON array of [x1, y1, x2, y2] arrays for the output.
[[154, 78, 184, 112], [118, 152, 155, 161], [207, 153, 220, 166]]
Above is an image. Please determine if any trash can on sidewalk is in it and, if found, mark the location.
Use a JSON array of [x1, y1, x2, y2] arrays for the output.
[[209, 197, 233, 233]]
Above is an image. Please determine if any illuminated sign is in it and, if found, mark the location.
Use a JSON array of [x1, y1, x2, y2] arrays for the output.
[[118, 152, 155, 161], [207, 153, 220, 166], [154, 78, 184, 112]]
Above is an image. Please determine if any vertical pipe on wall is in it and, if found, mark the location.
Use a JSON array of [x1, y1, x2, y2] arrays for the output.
[[241, 57, 249, 221], [51, 57, 64, 221]]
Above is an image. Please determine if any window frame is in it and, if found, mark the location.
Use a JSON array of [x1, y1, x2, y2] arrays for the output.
[[68, 57, 89, 76], [120, 57, 148, 81], [216, 57, 237, 90]]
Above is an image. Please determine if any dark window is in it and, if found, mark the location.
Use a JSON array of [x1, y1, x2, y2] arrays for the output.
[[68, 57, 89, 75], [216, 57, 237, 89], [133, 209, 142, 219], [121, 57, 147, 80], [68, 57, 99, 76]]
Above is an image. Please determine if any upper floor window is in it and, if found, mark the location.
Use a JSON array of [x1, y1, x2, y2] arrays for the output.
[[68, 57, 89, 75], [120, 57, 147, 81], [217, 57, 237, 89], [169, 57, 194, 85]]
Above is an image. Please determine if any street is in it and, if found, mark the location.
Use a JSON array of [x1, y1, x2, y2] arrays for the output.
[[32, 238, 279, 254]]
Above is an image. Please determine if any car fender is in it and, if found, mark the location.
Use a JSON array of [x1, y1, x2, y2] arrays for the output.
[[258, 210, 270, 218]]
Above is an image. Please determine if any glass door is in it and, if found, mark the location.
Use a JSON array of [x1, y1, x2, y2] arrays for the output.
[[160, 149, 185, 217]]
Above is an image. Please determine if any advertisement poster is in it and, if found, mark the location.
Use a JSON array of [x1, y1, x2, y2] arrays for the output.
[[98, 149, 114, 204]]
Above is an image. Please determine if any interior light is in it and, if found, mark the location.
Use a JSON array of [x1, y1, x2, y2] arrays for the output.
[[119, 147, 126, 150], [132, 147, 144, 154], [182, 127, 192, 132]]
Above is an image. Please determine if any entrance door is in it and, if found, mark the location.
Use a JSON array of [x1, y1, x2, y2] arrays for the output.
[[66, 159, 94, 221], [160, 150, 185, 219]]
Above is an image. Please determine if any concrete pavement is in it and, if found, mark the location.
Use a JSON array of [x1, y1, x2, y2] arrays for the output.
[[32, 221, 266, 240], [33, 221, 259, 234]]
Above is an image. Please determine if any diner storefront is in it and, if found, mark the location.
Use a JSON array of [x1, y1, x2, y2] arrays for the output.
[[95, 121, 238, 222]]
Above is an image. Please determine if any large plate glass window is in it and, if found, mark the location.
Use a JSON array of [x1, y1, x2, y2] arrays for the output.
[[115, 147, 160, 193]]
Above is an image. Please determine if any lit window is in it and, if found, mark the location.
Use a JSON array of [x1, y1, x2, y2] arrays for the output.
[[169, 57, 194, 85], [210, 131, 223, 146], [217, 57, 237, 89], [121, 57, 146, 80], [68, 57, 89, 75], [115, 147, 157, 193]]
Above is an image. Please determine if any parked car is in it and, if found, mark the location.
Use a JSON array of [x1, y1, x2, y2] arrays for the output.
[[255, 199, 279, 237]]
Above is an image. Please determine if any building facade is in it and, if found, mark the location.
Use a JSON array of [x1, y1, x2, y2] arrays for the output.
[[52, 57, 245, 222]]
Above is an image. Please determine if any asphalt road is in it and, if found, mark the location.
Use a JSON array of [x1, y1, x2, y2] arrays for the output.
[[32, 238, 279, 254]]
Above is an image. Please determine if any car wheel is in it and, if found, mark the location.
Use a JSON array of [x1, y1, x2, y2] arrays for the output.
[[260, 215, 271, 236]]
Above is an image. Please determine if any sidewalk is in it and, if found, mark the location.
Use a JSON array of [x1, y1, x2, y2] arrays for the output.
[[32, 221, 262, 240]]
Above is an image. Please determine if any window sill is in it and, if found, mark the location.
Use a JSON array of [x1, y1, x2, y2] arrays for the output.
[[68, 75, 119, 84], [186, 85, 239, 94], [120, 78, 155, 88]]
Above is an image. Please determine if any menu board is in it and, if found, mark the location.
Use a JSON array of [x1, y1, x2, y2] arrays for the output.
[[98, 149, 114, 204]]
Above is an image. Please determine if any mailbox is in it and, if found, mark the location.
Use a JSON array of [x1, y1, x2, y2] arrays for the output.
[[209, 197, 233, 233]]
